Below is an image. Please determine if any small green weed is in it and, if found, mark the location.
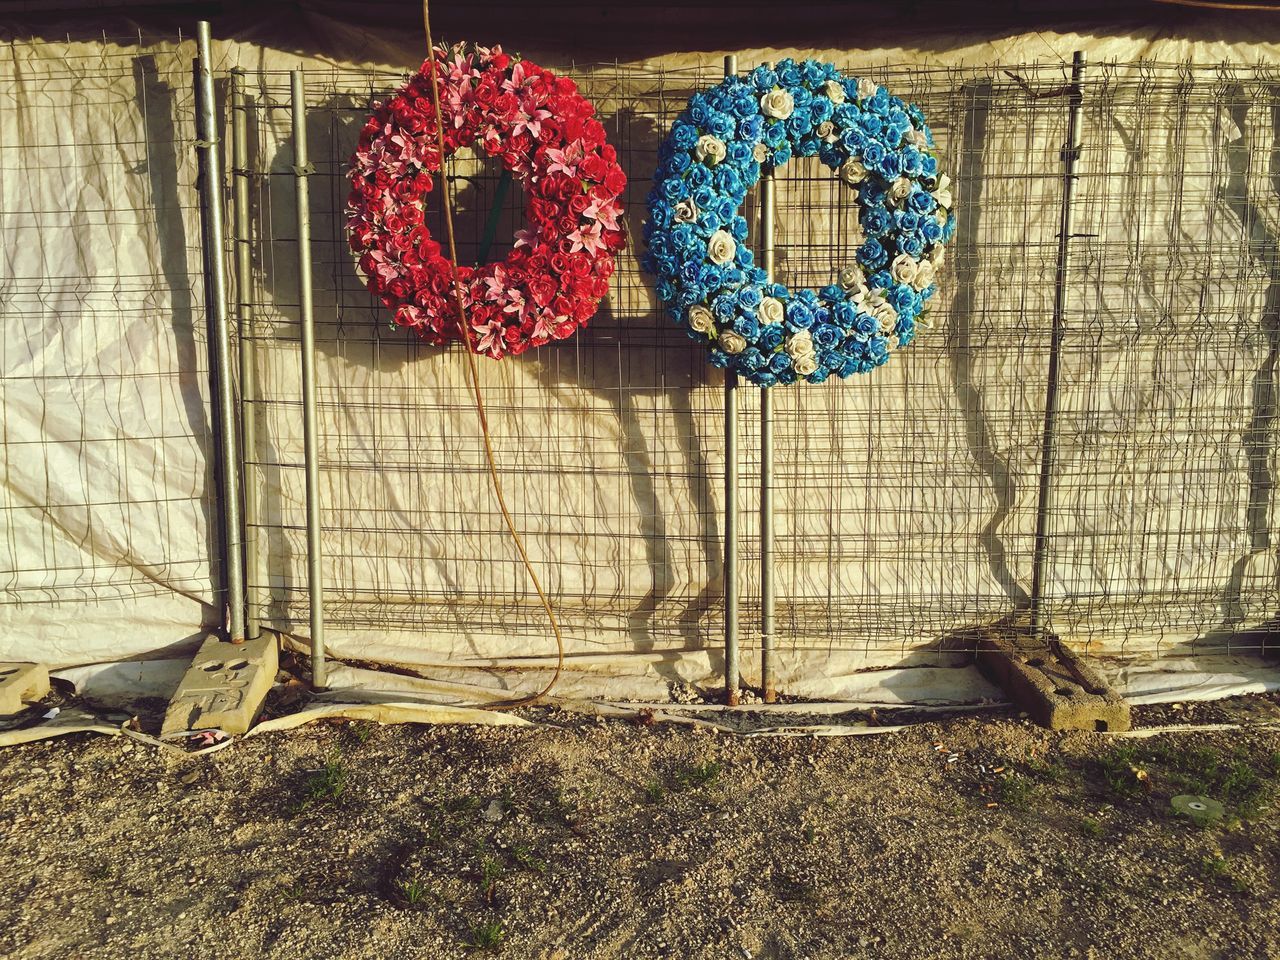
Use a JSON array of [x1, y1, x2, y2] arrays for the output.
[[512, 843, 546, 873], [1079, 816, 1103, 838], [643, 778, 666, 803], [469, 920, 507, 952], [397, 877, 430, 906], [998, 773, 1035, 810], [478, 847, 504, 904], [1200, 855, 1248, 894], [301, 755, 349, 806], [802, 823, 817, 843], [673, 761, 721, 790]]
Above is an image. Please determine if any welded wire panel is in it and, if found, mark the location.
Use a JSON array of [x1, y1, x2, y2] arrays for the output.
[[232, 58, 1280, 671], [0, 38, 215, 613]]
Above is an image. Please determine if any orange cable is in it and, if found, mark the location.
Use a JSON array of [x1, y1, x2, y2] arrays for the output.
[[420, 0, 565, 709]]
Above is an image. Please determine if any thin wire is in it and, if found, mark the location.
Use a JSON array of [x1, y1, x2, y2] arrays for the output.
[[420, 0, 565, 708]]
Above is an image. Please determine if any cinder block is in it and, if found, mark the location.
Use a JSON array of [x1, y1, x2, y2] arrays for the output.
[[161, 634, 278, 737], [974, 632, 1130, 732], [0, 662, 51, 716]]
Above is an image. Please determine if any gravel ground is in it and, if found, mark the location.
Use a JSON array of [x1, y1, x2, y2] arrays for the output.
[[2, 695, 1280, 960]]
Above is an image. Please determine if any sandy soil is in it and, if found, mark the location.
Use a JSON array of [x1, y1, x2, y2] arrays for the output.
[[2, 697, 1280, 960]]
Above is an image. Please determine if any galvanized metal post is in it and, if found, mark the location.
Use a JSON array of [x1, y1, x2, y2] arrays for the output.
[[291, 69, 327, 688], [230, 68, 261, 640], [195, 22, 246, 642], [759, 165, 777, 703], [723, 54, 740, 706], [1029, 51, 1087, 639]]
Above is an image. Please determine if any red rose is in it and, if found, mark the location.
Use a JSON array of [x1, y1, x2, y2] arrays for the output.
[[594, 256, 615, 279], [549, 252, 570, 274], [603, 166, 626, 196], [568, 193, 591, 216], [528, 276, 556, 307], [572, 297, 596, 322], [579, 153, 608, 183]]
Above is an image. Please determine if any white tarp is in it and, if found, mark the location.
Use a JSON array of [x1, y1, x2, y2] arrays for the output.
[[2, 20, 1280, 702]]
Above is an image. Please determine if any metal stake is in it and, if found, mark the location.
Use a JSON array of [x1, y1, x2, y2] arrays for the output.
[[195, 21, 245, 642], [1029, 51, 1087, 639], [230, 69, 260, 640], [291, 69, 327, 689], [723, 54, 740, 706], [760, 164, 777, 703]]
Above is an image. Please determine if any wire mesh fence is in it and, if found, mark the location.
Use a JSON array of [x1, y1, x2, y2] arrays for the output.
[[2, 37, 1278, 686], [0, 37, 216, 612], [232, 55, 1280, 673]]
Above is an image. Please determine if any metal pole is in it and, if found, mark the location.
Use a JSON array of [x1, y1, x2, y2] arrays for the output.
[[195, 22, 246, 642], [723, 54, 740, 706], [230, 69, 261, 640], [759, 164, 776, 703], [291, 69, 327, 688], [1029, 51, 1086, 640]]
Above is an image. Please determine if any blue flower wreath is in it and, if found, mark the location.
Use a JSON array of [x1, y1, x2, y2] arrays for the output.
[[642, 59, 956, 387]]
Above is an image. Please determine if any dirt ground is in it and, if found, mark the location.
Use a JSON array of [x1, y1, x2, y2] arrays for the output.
[[3, 696, 1280, 960]]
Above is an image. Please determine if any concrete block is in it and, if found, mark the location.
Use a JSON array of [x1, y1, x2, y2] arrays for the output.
[[0, 662, 51, 716], [974, 632, 1130, 732], [161, 634, 278, 737]]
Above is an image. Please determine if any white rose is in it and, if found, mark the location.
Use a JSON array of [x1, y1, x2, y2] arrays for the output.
[[793, 354, 819, 376], [873, 300, 898, 328], [815, 120, 835, 140], [856, 77, 877, 101], [760, 88, 795, 120], [673, 198, 700, 223], [719, 329, 747, 354], [839, 159, 867, 185], [837, 264, 865, 291], [910, 128, 930, 150], [912, 259, 936, 291], [688, 305, 716, 335], [694, 134, 727, 166], [889, 177, 913, 201], [822, 79, 846, 104], [707, 229, 736, 265], [933, 173, 953, 209], [890, 253, 919, 286], [752, 143, 769, 163], [786, 329, 815, 359], [929, 244, 946, 267], [758, 296, 785, 326]]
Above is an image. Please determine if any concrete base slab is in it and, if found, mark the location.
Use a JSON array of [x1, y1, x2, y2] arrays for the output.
[[161, 634, 278, 737], [974, 631, 1131, 732], [0, 662, 51, 716]]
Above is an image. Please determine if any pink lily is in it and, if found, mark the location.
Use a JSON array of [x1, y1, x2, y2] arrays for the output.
[[512, 106, 552, 141], [472, 317, 506, 358], [583, 196, 622, 233], [513, 225, 539, 249], [568, 222, 606, 256], [544, 140, 585, 178]]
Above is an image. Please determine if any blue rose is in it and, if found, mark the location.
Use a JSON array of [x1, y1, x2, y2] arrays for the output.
[[709, 348, 731, 369], [921, 219, 943, 242], [900, 235, 925, 258], [908, 189, 936, 215], [921, 155, 938, 178], [863, 206, 890, 235], [868, 269, 892, 290], [777, 63, 802, 87], [712, 294, 737, 321], [854, 313, 877, 337], [738, 346, 766, 371], [771, 142, 792, 165], [687, 165, 712, 188], [758, 325, 784, 351], [786, 300, 816, 329], [754, 371, 778, 387], [738, 285, 763, 309], [819, 284, 843, 303], [751, 65, 777, 91], [769, 352, 793, 374], [738, 115, 764, 142], [813, 323, 841, 350], [861, 140, 886, 168], [801, 60, 826, 86], [671, 121, 699, 151]]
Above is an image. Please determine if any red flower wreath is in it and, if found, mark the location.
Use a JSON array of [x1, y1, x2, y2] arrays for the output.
[[345, 43, 628, 358]]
